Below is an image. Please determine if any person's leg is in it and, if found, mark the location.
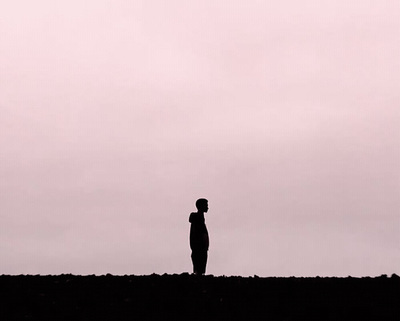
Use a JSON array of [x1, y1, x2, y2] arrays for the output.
[[191, 251, 199, 274], [198, 251, 208, 275], [192, 250, 208, 275]]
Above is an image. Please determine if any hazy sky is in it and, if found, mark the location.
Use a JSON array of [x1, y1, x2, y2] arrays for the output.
[[1, 0, 399, 277]]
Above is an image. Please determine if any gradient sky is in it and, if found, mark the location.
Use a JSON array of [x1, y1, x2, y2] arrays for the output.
[[1, 0, 399, 277]]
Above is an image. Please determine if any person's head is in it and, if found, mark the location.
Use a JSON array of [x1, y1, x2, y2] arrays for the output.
[[196, 198, 209, 213]]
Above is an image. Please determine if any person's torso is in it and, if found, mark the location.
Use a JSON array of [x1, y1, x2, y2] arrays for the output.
[[189, 212, 209, 250]]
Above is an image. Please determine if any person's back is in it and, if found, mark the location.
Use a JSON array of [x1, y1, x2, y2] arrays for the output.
[[189, 198, 210, 275]]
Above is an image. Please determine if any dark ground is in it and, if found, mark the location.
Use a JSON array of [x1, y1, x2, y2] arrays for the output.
[[0, 273, 399, 320]]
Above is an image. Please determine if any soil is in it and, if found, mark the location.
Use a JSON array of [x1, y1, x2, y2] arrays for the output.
[[1, 273, 399, 320]]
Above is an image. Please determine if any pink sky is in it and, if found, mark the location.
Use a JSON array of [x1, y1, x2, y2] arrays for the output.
[[1, 0, 399, 276]]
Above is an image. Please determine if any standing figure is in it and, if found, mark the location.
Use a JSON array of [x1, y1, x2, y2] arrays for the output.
[[189, 198, 209, 275]]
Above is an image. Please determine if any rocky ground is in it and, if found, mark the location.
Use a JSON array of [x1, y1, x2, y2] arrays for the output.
[[1, 273, 399, 320]]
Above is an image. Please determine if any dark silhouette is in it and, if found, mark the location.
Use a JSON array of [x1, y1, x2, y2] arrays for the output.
[[189, 198, 209, 275], [1, 274, 399, 319]]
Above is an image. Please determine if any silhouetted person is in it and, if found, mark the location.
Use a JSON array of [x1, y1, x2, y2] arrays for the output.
[[189, 198, 210, 275]]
